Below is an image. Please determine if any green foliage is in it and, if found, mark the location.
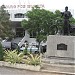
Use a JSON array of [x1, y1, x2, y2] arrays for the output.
[[0, 5, 14, 38], [70, 17, 75, 25], [4, 50, 41, 65], [0, 43, 4, 61], [36, 35, 47, 44], [24, 53, 40, 66], [21, 6, 63, 43], [23, 49, 28, 55], [16, 46, 20, 54], [4, 50, 24, 64]]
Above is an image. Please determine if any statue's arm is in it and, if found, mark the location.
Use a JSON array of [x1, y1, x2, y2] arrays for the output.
[[69, 11, 72, 18]]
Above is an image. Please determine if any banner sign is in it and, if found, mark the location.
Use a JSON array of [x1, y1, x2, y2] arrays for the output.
[[5, 4, 44, 9]]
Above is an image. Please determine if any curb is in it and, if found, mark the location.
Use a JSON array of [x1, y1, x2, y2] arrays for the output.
[[0, 61, 40, 71], [41, 69, 75, 75], [0, 61, 75, 75]]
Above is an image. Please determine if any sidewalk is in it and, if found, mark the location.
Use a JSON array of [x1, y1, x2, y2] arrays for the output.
[[41, 57, 75, 75]]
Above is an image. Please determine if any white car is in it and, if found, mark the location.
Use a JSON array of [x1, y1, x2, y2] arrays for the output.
[[20, 45, 39, 53], [27, 46, 38, 53]]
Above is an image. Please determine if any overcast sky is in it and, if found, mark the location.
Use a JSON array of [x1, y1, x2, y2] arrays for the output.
[[0, 0, 75, 17]]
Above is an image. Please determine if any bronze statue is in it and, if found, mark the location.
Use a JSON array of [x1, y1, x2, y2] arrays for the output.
[[61, 6, 72, 35]]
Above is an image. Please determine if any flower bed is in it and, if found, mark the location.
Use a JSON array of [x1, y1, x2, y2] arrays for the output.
[[0, 49, 41, 71]]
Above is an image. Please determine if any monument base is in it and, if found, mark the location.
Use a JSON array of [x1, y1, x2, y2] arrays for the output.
[[47, 35, 75, 59]]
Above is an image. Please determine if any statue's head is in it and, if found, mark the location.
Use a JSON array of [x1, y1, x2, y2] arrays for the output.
[[65, 6, 68, 11]]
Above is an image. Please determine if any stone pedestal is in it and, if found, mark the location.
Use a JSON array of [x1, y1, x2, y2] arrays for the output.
[[47, 35, 75, 59]]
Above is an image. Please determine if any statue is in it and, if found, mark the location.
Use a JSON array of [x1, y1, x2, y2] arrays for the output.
[[61, 6, 72, 35]]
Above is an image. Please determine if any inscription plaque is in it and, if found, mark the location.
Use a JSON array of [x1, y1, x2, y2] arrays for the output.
[[57, 43, 67, 50]]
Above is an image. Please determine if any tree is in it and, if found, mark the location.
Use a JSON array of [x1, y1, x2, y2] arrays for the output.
[[53, 10, 63, 34], [0, 5, 13, 39], [69, 17, 75, 35], [21, 6, 65, 51], [21, 6, 55, 46]]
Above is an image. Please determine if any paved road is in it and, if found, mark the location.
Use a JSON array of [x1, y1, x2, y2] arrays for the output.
[[0, 67, 64, 75]]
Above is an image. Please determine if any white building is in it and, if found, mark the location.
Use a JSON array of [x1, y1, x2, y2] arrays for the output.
[[7, 9, 27, 37], [5, 4, 44, 37], [6, 8, 37, 46], [4, 4, 45, 47]]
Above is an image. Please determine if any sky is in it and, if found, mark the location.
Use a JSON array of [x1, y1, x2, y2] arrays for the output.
[[0, 0, 75, 17]]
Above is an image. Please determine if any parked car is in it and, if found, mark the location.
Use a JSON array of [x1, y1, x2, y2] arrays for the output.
[[20, 45, 39, 53], [11, 43, 19, 50], [1, 39, 19, 50], [1, 40, 11, 49], [27, 45, 39, 53]]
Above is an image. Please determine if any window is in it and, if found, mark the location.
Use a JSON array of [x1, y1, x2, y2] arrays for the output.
[[14, 13, 24, 18], [16, 27, 25, 37]]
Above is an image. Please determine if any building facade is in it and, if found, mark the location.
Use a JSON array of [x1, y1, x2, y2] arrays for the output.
[[7, 9, 27, 37], [5, 4, 44, 37], [3, 4, 44, 46]]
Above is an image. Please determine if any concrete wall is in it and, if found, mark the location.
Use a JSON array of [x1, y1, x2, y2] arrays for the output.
[[47, 35, 75, 58]]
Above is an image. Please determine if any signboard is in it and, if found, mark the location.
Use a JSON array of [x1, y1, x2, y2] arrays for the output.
[[57, 43, 67, 50], [5, 4, 44, 9]]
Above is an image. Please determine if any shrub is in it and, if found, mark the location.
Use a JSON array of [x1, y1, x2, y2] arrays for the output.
[[23, 49, 27, 55], [4, 50, 24, 64], [16, 46, 20, 54], [24, 53, 40, 66], [0, 42, 4, 61]]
